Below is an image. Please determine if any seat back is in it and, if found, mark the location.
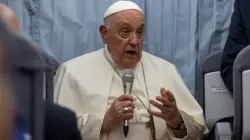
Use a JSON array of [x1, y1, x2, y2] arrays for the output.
[[196, 51, 234, 131], [39, 50, 60, 102], [233, 45, 250, 140], [0, 20, 55, 140]]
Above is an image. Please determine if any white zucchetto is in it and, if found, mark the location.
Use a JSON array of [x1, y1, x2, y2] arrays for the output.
[[104, 0, 143, 19]]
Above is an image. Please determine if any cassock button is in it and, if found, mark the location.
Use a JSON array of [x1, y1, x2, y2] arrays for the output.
[[137, 108, 140, 110]]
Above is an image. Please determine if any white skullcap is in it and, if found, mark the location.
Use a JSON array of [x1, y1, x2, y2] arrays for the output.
[[104, 0, 143, 19]]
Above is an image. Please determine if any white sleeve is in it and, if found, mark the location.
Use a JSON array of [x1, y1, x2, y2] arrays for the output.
[[161, 64, 207, 139], [53, 64, 105, 140], [166, 110, 205, 140]]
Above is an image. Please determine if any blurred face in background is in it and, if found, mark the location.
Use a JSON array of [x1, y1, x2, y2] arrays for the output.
[[99, 10, 145, 69], [0, 46, 14, 140], [0, 4, 20, 33], [0, 3, 18, 139]]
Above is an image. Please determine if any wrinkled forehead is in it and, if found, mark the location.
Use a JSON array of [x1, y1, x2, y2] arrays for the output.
[[111, 10, 144, 28]]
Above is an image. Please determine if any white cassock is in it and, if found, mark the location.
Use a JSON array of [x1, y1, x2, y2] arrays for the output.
[[54, 45, 207, 140]]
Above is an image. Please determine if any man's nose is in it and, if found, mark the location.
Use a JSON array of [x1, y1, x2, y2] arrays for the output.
[[129, 33, 139, 47]]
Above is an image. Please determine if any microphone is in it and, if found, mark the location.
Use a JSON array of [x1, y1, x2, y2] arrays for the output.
[[122, 69, 134, 139]]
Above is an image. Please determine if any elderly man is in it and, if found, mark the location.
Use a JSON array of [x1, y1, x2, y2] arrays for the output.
[[54, 1, 207, 140], [0, 3, 81, 140]]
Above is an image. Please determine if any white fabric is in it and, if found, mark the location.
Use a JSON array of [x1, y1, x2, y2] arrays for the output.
[[104, 46, 152, 140], [54, 45, 207, 140], [104, 1, 143, 19]]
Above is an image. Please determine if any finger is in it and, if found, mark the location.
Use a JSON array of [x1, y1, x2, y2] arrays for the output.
[[120, 101, 135, 109], [165, 90, 176, 102], [156, 96, 171, 107], [160, 88, 168, 99], [147, 108, 163, 118], [161, 89, 175, 102], [149, 99, 167, 111], [120, 107, 134, 114], [117, 94, 134, 102], [123, 113, 134, 120]]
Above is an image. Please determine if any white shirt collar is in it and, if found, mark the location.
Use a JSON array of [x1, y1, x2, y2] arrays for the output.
[[104, 45, 118, 68]]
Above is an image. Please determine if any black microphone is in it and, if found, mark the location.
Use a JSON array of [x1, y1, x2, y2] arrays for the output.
[[122, 69, 134, 139]]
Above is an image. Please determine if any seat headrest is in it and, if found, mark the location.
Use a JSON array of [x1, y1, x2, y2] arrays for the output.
[[0, 19, 55, 72], [234, 45, 250, 71], [201, 51, 223, 73]]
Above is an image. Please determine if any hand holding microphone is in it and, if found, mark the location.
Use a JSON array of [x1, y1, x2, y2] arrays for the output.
[[101, 69, 135, 135], [122, 69, 134, 139]]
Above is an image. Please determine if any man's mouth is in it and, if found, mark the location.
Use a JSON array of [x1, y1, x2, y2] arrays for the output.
[[125, 50, 137, 55]]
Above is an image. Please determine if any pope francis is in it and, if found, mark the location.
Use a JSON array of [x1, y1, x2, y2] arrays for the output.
[[54, 1, 207, 140]]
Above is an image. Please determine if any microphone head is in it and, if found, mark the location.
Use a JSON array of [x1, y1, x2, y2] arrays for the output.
[[122, 69, 134, 83]]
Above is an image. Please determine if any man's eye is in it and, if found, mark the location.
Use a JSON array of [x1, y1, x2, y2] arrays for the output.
[[137, 29, 144, 35], [120, 29, 130, 37], [121, 30, 129, 34], [137, 29, 144, 38]]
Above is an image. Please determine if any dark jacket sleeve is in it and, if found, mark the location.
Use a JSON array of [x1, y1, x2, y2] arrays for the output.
[[220, 0, 248, 93], [45, 101, 82, 140]]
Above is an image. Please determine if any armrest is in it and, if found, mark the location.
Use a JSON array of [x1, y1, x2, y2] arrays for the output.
[[215, 122, 233, 140]]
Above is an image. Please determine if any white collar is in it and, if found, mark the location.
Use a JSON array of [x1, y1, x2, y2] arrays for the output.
[[104, 45, 118, 68]]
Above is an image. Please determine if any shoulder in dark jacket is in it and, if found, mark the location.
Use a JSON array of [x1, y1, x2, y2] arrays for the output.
[[44, 101, 82, 140], [220, 0, 250, 93]]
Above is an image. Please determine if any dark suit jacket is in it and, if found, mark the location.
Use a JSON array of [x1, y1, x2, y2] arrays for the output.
[[220, 0, 250, 93], [45, 101, 82, 140]]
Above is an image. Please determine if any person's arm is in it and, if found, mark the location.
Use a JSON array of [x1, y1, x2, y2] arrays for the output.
[[220, 0, 248, 93], [163, 65, 207, 140], [53, 65, 105, 140], [44, 101, 82, 140], [165, 110, 205, 140]]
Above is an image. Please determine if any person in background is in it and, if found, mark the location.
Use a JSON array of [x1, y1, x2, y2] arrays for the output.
[[0, 3, 59, 72], [218, 0, 248, 139], [0, 4, 19, 32], [0, 3, 82, 140], [54, 1, 207, 140], [220, 0, 250, 93], [0, 45, 15, 140]]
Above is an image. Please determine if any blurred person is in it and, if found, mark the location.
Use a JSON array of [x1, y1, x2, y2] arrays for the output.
[[54, 1, 207, 140], [0, 46, 15, 140], [220, 0, 250, 93], [0, 3, 81, 140], [0, 3, 59, 71], [0, 4, 19, 32], [217, 0, 248, 139]]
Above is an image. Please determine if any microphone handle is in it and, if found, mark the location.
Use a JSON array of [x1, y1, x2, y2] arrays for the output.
[[124, 90, 130, 138], [123, 82, 132, 138], [123, 120, 129, 138]]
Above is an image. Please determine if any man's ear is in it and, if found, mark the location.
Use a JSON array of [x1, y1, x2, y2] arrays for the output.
[[99, 25, 108, 44]]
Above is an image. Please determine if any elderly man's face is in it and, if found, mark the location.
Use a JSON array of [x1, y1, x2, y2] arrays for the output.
[[100, 10, 144, 68]]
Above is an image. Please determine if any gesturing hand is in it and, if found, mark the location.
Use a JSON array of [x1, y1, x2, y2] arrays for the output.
[[148, 88, 182, 129], [101, 94, 135, 132]]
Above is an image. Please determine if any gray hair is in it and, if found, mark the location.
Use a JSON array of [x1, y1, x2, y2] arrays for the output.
[[104, 16, 111, 29]]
